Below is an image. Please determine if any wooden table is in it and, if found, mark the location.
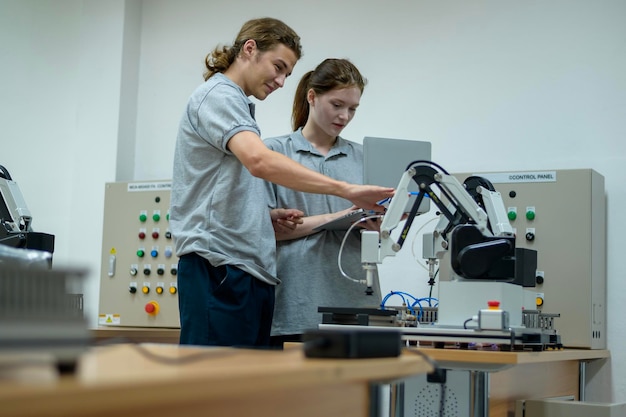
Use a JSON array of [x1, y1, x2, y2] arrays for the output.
[[88, 328, 610, 417], [408, 347, 611, 417], [91, 326, 180, 344], [0, 343, 432, 417]]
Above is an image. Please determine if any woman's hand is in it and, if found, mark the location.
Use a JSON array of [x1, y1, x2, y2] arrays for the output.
[[270, 208, 304, 235]]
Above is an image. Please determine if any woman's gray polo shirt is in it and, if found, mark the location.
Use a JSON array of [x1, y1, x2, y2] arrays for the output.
[[265, 129, 382, 336]]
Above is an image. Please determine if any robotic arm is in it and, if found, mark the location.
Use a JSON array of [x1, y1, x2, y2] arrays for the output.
[[362, 161, 522, 291]]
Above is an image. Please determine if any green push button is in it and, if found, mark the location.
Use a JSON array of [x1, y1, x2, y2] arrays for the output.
[[526, 210, 536, 220], [139, 213, 147, 222], [507, 211, 517, 221]]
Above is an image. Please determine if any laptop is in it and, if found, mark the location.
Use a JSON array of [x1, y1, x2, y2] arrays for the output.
[[313, 137, 432, 231], [363, 136, 432, 215]]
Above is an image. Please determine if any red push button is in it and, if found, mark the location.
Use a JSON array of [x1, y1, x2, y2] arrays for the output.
[[144, 301, 159, 315]]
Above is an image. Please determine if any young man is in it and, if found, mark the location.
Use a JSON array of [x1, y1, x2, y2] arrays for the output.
[[170, 18, 393, 348]]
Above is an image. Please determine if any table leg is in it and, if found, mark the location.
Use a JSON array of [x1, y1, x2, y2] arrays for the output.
[[579, 361, 587, 401], [389, 381, 405, 417], [471, 370, 490, 417]]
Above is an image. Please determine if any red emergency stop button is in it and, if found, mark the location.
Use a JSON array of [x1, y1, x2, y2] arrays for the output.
[[144, 301, 160, 315]]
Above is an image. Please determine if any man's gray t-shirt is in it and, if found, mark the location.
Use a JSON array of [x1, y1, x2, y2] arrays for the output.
[[265, 129, 382, 336], [170, 73, 279, 285]]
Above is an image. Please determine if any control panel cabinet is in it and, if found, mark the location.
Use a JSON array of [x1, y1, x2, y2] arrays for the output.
[[441, 169, 606, 349], [98, 181, 180, 328]]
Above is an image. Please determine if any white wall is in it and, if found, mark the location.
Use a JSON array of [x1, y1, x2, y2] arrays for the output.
[[0, 0, 125, 333], [1, 0, 624, 402]]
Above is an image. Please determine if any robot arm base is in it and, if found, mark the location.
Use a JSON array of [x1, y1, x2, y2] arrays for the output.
[[450, 224, 514, 280]]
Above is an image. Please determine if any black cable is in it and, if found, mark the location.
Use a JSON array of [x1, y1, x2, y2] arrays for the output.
[[403, 346, 449, 417], [0, 165, 12, 180], [427, 267, 439, 307], [96, 337, 251, 365], [403, 160, 450, 175], [129, 343, 242, 365], [401, 347, 439, 374], [438, 383, 447, 417], [463, 317, 477, 329]]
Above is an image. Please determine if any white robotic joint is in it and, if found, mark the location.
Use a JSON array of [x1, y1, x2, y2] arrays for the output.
[[361, 231, 380, 263]]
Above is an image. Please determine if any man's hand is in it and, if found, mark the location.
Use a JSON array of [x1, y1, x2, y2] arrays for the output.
[[344, 185, 394, 212]]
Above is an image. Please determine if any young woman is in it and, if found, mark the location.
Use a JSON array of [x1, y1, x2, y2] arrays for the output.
[[170, 20, 393, 348], [265, 58, 382, 347]]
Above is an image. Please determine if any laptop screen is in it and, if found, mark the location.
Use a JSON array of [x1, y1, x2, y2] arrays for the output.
[[363, 136, 432, 214]]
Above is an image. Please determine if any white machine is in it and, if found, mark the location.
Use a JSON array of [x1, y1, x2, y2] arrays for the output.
[[0, 165, 87, 373], [358, 161, 551, 349], [98, 169, 605, 350], [0, 165, 54, 254]]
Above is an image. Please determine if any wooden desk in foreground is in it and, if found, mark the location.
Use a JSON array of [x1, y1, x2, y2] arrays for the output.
[[418, 346, 610, 371], [413, 347, 611, 417], [0, 343, 432, 417], [88, 328, 610, 417]]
